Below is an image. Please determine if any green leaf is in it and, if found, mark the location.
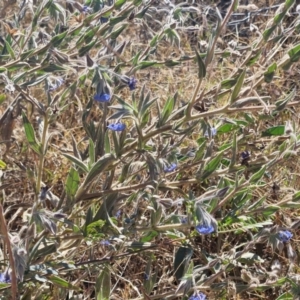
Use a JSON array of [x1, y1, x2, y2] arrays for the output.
[[164, 60, 181, 67], [41, 64, 66, 72], [132, 50, 141, 65], [22, 112, 41, 155], [263, 25, 277, 41], [109, 15, 127, 26], [246, 50, 261, 66], [157, 95, 175, 127], [0, 160, 6, 169], [62, 153, 89, 173], [264, 63, 277, 83], [195, 49, 206, 79], [110, 24, 128, 40], [78, 40, 97, 57], [114, 0, 127, 9], [65, 167, 80, 200], [174, 245, 193, 281], [84, 154, 115, 186], [217, 123, 235, 133], [285, 0, 295, 10], [4, 40, 15, 59], [84, 25, 100, 44], [193, 140, 207, 162], [48, 275, 79, 290], [150, 34, 160, 47], [261, 125, 285, 136], [262, 205, 279, 216], [50, 31, 68, 47], [249, 165, 266, 183], [231, 69, 246, 103], [135, 61, 159, 70], [140, 231, 158, 242], [275, 292, 293, 300], [288, 43, 300, 62], [200, 151, 224, 181], [20, 74, 49, 87], [292, 191, 300, 201], [233, 0, 239, 11], [96, 265, 111, 300], [229, 133, 237, 169], [104, 130, 111, 154], [89, 138, 95, 167], [274, 89, 295, 113], [221, 78, 237, 89]]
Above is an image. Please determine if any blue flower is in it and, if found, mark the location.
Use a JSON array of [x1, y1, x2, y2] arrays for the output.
[[164, 163, 177, 173], [128, 77, 137, 90], [196, 224, 214, 235], [0, 271, 11, 283], [181, 216, 188, 224], [241, 151, 250, 160], [144, 273, 150, 281], [100, 17, 109, 23], [115, 210, 122, 218], [278, 230, 293, 243], [188, 292, 207, 300], [204, 127, 217, 137], [48, 77, 64, 92], [107, 123, 126, 131], [94, 93, 111, 102], [82, 5, 92, 13], [100, 240, 111, 246]]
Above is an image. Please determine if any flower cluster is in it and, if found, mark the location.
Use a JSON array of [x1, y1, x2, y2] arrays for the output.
[[278, 230, 293, 243]]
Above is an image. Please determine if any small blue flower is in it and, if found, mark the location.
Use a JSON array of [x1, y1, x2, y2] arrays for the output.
[[188, 292, 207, 300], [164, 163, 177, 173], [196, 224, 214, 235], [144, 273, 150, 281], [241, 151, 250, 160], [48, 77, 64, 92], [128, 77, 137, 91], [94, 93, 111, 102], [82, 5, 92, 13], [107, 123, 126, 131], [100, 240, 111, 246], [181, 216, 188, 224], [100, 17, 109, 23], [0, 271, 11, 283], [204, 127, 217, 137], [278, 230, 293, 243], [115, 210, 122, 218]]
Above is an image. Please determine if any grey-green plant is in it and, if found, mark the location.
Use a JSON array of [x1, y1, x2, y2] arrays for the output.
[[0, 0, 300, 299]]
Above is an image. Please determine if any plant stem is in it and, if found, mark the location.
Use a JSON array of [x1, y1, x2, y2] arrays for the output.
[[35, 112, 49, 205], [0, 205, 17, 300]]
